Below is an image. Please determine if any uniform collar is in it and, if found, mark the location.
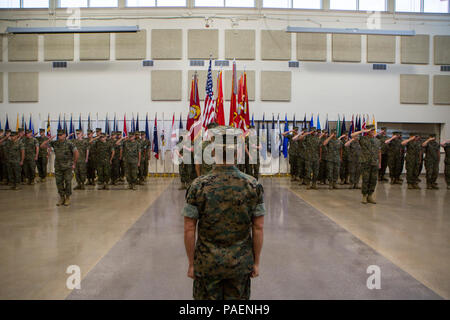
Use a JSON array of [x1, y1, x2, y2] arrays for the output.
[[211, 165, 239, 173]]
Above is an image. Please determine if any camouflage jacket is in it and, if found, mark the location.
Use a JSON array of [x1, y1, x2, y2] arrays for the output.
[[388, 138, 402, 159], [201, 140, 214, 175], [359, 136, 380, 166], [49, 140, 77, 169], [72, 138, 90, 161], [6, 139, 24, 163], [304, 135, 321, 161], [183, 165, 265, 279], [443, 142, 450, 164], [96, 140, 114, 164], [22, 137, 38, 160], [121, 140, 141, 164], [320, 136, 327, 160], [287, 133, 300, 156], [140, 139, 151, 161], [347, 138, 361, 163], [326, 138, 342, 163], [405, 140, 421, 161], [377, 135, 389, 154], [424, 140, 440, 162], [36, 136, 49, 158]]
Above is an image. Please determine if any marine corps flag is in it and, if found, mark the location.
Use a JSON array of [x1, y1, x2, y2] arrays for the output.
[[229, 59, 237, 127], [215, 70, 225, 125], [187, 73, 201, 141]]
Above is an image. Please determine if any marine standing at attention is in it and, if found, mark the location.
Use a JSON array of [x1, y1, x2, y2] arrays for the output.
[[182, 126, 265, 300], [351, 125, 381, 204]]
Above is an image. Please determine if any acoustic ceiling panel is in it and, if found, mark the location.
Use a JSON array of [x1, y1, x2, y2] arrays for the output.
[[401, 34, 429, 64], [151, 70, 182, 101], [296, 33, 327, 61], [224, 70, 255, 101], [116, 30, 147, 60], [44, 34, 74, 61], [433, 75, 450, 105], [261, 71, 291, 101], [367, 35, 395, 63], [187, 70, 207, 101], [8, 34, 38, 61], [188, 29, 218, 60], [79, 33, 110, 60], [261, 30, 291, 61], [225, 29, 255, 60], [434, 35, 450, 65], [332, 34, 361, 62], [8, 72, 39, 102], [400, 74, 429, 104]]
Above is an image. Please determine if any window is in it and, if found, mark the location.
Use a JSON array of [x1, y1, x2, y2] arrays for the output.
[[424, 0, 449, 13], [395, 0, 421, 12], [127, 0, 155, 6], [59, 0, 88, 7], [358, 0, 386, 11], [293, 0, 321, 9], [156, 0, 185, 6], [0, 0, 22, 8], [23, 0, 49, 7], [330, 0, 357, 10], [89, 0, 118, 7], [263, 0, 289, 8], [195, 0, 254, 7]]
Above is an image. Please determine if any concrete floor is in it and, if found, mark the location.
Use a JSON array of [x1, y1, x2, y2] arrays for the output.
[[0, 175, 448, 299]]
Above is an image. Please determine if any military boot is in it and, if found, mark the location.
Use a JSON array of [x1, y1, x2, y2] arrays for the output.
[[427, 184, 433, 190], [311, 182, 318, 190], [73, 184, 81, 190], [80, 183, 85, 190], [329, 183, 333, 190], [56, 196, 65, 206], [104, 184, 109, 190], [367, 194, 377, 204], [408, 184, 414, 189], [390, 178, 395, 185], [307, 184, 313, 190], [432, 184, 439, 190], [64, 196, 70, 206], [333, 182, 338, 189], [413, 184, 421, 189], [131, 184, 137, 190], [361, 194, 368, 204]]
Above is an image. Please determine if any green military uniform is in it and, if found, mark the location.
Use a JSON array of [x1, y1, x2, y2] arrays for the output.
[[387, 133, 403, 184], [376, 129, 389, 181], [5, 133, 24, 189], [22, 132, 38, 184], [0, 130, 6, 183], [347, 137, 361, 189], [183, 164, 265, 300], [178, 137, 193, 189], [49, 136, 77, 204], [111, 132, 122, 185], [0, 130, 12, 185], [297, 129, 307, 184], [247, 133, 260, 180], [96, 136, 114, 188], [121, 134, 141, 189], [326, 135, 342, 189], [405, 135, 422, 189], [287, 129, 300, 180], [36, 132, 49, 181], [424, 136, 440, 189], [318, 133, 328, 185], [140, 133, 151, 181], [201, 140, 214, 176], [443, 142, 450, 189], [304, 129, 321, 189], [359, 126, 381, 204], [339, 135, 349, 184], [72, 135, 90, 189]]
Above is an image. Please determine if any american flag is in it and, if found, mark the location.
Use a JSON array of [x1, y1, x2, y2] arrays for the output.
[[202, 58, 216, 130]]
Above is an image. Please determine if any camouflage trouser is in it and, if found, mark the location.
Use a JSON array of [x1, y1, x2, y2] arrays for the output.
[[289, 155, 298, 177], [0, 158, 5, 181], [120, 160, 125, 178], [327, 161, 340, 184], [74, 161, 87, 185], [111, 158, 121, 183], [138, 159, 147, 181], [405, 158, 420, 185], [143, 157, 149, 178], [348, 160, 361, 185], [379, 153, 388, 178], [340, 159, 349, 182], [55, 167, 73, 197], [297, 157, 306, 180], [23, 159, 36, 182], [388, 156, 402, 179], [97, 162, 111, 185], [87, 159, 96, 180], [179, 163, 189, 184], [361, 163, 378, 195], [318, 159, 327, 183], [193, 275, 251, 300], [425, 160, 439, 185], [305, 159, 319, 183], [36, 156, 48, 179], [3, 161, 11, 183], [445, 162, 450, 186], [7, 162, 21, 186], [125, 161, 138, 185], [248, 163, 260, 180]]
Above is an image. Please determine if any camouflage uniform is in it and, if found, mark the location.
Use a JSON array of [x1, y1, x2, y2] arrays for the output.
[[121, 139, 141, 188], [6, 137, 24, 188], [304, 133, 321, 186], [443, 142, 450, 189], [405, 139, 421, 187], [22, 136, 38, 183], [72, 138, 90, 188], [247, 134, 260, 180], [339, 138, 349, 184], [201, 140, 214, 176], [49, 139, 77, 198], [387, 137, 402, 183], [326, 138, 342, 187], [141, 137, 151, 180], [359, 135, 381, 198], [111, 135, 122, 184], [318, 135, 328, 184], [87, 137, 97, 184], [0, 134, 6, 183], [377, 134, 389, 180], [297, 133, 307, 183], [36, 135, 49, 180], [424, 140, 440, 188], [182, 165, 265, 300], [96, 139, 113, 186], [287, 133, 300, 179], [347, 138, 361, 188]]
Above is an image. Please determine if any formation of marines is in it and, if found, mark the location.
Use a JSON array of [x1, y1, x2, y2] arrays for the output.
[[0, 127, 152, 206], [282, 125, 450, 204]]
